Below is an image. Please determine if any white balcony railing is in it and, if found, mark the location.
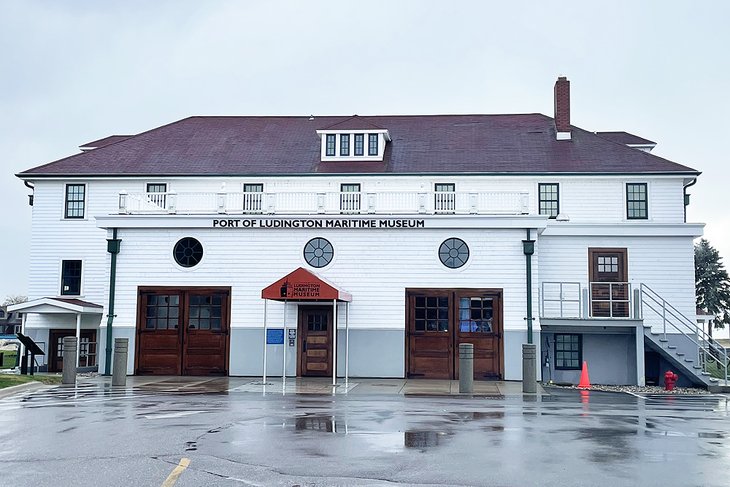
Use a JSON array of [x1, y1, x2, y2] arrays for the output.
[[118, 190, 531, 216], [540, 281, 634, 319]]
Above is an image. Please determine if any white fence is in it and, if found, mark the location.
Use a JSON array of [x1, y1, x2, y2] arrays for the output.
[[118, 190, 531, 216]]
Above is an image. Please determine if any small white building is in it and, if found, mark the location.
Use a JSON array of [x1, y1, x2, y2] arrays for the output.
[[11, 77, 717, 387]]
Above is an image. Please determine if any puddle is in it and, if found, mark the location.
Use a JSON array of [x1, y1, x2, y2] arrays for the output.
[[295, 415, 339, 433], [404, 430, 450, 449], [697, 431, 725, 439]]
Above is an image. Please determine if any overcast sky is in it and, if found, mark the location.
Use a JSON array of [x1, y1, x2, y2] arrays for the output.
[[1, 1, 728, 300]]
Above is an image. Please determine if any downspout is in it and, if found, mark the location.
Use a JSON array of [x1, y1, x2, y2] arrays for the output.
[[523, 229, 536, 344], [24, 180, 34, 206], [683, 178, 697, 223], [105, 229, 121, 375]]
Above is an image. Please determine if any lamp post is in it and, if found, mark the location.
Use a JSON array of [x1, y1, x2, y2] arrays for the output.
[[522, 232, 535, 344], [522, 230, 537, 393]]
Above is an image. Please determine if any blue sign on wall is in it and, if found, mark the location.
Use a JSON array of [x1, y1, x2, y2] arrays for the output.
[[266, 328, 285, 345]]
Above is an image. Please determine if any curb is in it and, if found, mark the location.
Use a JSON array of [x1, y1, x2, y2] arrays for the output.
[[0, 381, 51, 399]]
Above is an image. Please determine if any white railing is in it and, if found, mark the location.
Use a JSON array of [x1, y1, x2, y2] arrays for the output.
[[118, 190, 531, 216], [641, 284, 728, 384], [540, 282, 582, 318], [589, 282, 632, 318], [539, 281, 634, 319]]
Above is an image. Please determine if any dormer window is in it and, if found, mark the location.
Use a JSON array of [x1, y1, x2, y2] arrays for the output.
[[316, 116, 390, 162], [368, 134, 378, 156], [326, 135, 336, 156]]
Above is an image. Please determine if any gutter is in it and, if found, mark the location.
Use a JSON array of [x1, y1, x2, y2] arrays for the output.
[[15, 171, 703, 179], [24, 180, 34, 206], [683, 178, 697, 223], [105, 229, 121, 375]]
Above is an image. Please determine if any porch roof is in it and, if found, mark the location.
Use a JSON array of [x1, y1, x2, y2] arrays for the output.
[[262, 267, 352, 302], [8, 297, 104, 315]]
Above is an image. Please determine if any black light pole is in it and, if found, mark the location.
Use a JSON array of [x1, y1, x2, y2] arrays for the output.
[[523, 229, 535, 344], [105, 229, 121, 375]]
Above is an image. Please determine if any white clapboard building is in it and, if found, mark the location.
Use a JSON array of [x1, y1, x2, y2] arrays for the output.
[[12, 77, 717, 387]]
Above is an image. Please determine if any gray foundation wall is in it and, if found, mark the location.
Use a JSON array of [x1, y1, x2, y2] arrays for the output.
[[543, 332, 637, 385], [98, 326, 136, 375], [503, 330, 541, 381], [229, 328, 405, 378]]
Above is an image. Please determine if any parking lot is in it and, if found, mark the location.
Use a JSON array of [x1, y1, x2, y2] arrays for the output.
[[0, 377, 728, 486]]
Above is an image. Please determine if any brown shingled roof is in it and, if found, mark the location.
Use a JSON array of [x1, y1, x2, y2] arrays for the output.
[[79, 135, 134, 149], [18, 115, 698, 177], [595, 131, 656, 146], [321, 115, 386, 131]]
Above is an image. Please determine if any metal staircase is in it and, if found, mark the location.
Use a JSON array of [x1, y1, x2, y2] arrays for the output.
[[640, 284, 729, 391]]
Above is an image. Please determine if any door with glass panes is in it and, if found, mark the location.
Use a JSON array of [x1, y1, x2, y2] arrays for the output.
[[406, 289, 502, 380], [136, 287, 230, 375]]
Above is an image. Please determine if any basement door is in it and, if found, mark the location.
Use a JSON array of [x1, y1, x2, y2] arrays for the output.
[[406, 289, 503, 380], [136, 288, 230, 376]]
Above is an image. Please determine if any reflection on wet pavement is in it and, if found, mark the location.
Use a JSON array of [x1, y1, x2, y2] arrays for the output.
[[404, 430, 450, 448], [0, 379, 728, 486]]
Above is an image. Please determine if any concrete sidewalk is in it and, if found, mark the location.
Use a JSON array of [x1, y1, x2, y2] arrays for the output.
[[76, 375, 546, 396]]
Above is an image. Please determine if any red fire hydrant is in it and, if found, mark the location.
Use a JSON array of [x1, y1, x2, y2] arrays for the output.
[[664, 370, 679, 391]]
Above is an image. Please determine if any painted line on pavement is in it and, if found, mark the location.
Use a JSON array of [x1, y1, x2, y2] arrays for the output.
[[161, 457, 190, 487]]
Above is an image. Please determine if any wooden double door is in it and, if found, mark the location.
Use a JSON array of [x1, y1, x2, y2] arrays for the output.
[[136, 287, 230, 376], [406, 289, 503, 380], [297, 306, 333, 377]]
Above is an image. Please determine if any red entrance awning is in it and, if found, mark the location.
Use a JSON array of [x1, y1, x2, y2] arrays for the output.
[[261, 267, 352, 302]]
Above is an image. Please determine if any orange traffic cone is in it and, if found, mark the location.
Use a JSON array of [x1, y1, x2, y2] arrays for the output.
[[577, 361, 591, 389]]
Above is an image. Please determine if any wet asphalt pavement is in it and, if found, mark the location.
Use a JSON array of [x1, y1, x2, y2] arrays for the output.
[[0, 379, 728, 487]]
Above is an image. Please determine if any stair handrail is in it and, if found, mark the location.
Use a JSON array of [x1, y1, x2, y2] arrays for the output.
[[641, 284, 714, 344], [641, 284, 728, 384]]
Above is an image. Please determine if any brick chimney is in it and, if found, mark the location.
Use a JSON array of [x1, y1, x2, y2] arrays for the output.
[[554, 76, 571, 140]]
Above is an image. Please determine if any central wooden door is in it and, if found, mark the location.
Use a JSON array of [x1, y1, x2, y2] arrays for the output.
[[406, 289, 503, 380], [298, 306, 333, 377], [588, 248, 629, 317], [136, 288, 229, 376]]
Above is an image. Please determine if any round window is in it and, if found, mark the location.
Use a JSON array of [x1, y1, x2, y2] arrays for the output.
[[173, 237, 204, 268], [304, 237, 334, 268], [439, 238, 469, 269]]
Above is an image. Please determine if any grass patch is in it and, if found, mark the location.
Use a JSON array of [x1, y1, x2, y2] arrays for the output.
[[706, 359, 729, 380], [1, 351, 18, 368], [0, 374, 62, 389]]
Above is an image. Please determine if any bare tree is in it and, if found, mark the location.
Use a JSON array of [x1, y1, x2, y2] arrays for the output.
[[2, 295, 28, 306]]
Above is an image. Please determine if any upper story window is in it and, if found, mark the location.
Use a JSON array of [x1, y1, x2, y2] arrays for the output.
[[435, 183, 456, 213], [368, 134, 378, 156], [326, 134, 336, 156], [64, 184, 86, 219], [354, 134, 364, 156], [243, 183, 264, 213], [626, 183, 648, 219], [340, 183, 361, 213], [538, 183, 559, 218], [340, 134, 350, 156], [61, 260, 82, 295], [146, 183, 167, 208]]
